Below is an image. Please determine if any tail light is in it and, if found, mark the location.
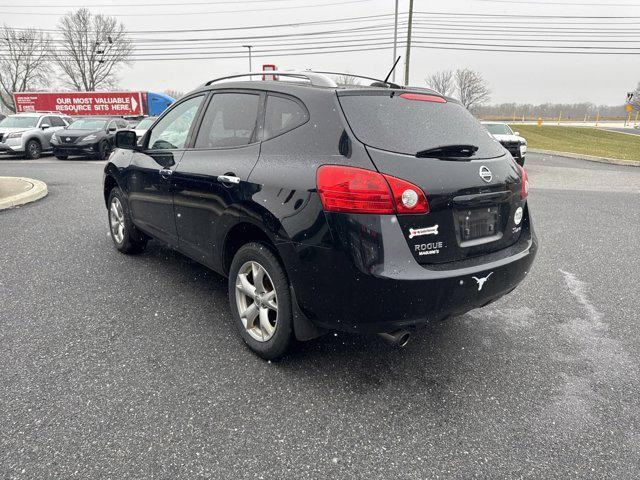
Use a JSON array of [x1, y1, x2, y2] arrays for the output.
[[518, 164, 529, 200], [316, 165, 428, 215], [382, 174, 429, 214]]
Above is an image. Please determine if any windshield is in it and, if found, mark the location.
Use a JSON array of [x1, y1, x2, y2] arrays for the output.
[[338, 91, 504, 159], [484, 123, 513, 135], [136, 118, 156, 129], [68, 119, 107, 130], [0, 116, 39, 128]]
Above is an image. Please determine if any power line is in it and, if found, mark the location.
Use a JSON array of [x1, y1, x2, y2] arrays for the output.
[[2, 13, 400, 34], [10, 0, 349, 6], [0, 0, 377, 16], [10, 10, 640, 35], [473, 0, 640, 6], [13, 34, 640, 61], [35, 23, 404, 44], [414, 11, 640, 18]]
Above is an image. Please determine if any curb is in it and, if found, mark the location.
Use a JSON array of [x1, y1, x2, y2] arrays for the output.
[[0, 177, 48, 210], [529, 149, 640, 167]]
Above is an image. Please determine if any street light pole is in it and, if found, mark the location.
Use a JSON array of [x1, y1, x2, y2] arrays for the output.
[[242, 45, 253, 71], [404, 0, 414, 86], [392, 0, 399, 83]]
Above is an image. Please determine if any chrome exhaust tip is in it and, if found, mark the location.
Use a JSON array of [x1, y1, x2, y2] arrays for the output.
[[377, 329, 411, 347]]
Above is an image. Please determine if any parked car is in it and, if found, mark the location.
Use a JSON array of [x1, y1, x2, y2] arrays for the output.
[[103, 71, 537, 359], [0, 112, 69, 159], [482, 122, 527, 165], [132, 116, 157, 143], [52, 117, 129, 160]]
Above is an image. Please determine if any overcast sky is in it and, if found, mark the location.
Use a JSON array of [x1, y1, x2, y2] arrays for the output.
[[4, 0, 640, 105]]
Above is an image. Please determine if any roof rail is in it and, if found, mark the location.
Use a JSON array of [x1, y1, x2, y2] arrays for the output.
[[205, 71, 337, 88], [307, 71, 402, 89]]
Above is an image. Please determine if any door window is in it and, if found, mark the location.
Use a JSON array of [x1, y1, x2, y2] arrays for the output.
[[263, 94, 309, 140], [50, 116, 66, 127], [148, 95, 204, 150], [194, 93, 260, 149]]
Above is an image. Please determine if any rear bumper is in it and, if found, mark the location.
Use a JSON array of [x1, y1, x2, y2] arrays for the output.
[[281, 209, 537, 333]]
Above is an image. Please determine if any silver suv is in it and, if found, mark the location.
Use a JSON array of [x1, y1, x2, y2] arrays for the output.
[[0, 113, 70, 159]]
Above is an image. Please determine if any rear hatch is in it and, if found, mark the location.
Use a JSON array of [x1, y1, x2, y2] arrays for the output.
[[337, 90, 525, 265]]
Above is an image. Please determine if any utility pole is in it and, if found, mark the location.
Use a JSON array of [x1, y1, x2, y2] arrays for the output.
[[392, 0, 399, 83], [404, 0, 414, 86], [242, 45, 253, 71]]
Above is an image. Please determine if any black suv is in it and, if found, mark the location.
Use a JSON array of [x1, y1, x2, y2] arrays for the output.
[[52, 116, 129, 160], [103, 72, 537, 359]]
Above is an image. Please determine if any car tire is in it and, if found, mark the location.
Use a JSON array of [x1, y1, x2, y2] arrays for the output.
[[228, 242, 293, 360], [25, 140, 41, 160], [55, 155, 68, 160], [107, 187, 147, 254], [95, 141, 108, 160]]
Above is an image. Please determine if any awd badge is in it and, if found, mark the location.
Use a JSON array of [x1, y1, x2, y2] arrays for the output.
[[409, 225, 439, 239]]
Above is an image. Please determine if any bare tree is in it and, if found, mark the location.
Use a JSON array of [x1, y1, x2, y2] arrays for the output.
[[53, 9, 132, 91], [334, 74, 361, 86], [0, 26, 50, 112], [631, 82, 640, 112], [163, 89, 184, 100], [455, 68, 491, 112], [425, 70, 454, 96]]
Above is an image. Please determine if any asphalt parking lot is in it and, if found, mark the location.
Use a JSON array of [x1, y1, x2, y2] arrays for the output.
[[1, 153, 639, 479]]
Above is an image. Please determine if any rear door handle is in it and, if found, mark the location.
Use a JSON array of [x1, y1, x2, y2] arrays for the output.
[[159, 168, 173, 179], [217, 175, 241, 185]]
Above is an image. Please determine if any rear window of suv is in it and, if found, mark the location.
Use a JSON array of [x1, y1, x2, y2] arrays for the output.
[[338, 91, 504, 159]]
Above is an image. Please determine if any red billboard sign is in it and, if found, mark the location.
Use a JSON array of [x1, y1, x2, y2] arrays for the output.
[[13, 92, 145, 116]]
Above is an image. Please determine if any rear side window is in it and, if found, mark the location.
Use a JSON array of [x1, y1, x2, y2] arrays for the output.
[[263, 94, 308, 140], [338, 92, 504, 159], [195, 93, 260, 149]]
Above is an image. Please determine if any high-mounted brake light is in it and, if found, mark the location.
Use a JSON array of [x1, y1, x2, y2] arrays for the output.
[[316, 165, 429, 215], [399, 93, 446, 103], [518, 164, 529, 200]]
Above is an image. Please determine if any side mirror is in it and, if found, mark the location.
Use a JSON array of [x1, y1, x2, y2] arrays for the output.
[[115, 130, 138, 150], [108, 126, 117, 133], [514, 131, 520, 136], [41, 124, 51, 130]]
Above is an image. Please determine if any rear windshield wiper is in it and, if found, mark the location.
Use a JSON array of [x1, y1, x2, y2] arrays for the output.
[[416, 144, 479, 159]]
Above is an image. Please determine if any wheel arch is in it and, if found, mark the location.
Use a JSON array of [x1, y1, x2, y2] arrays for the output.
[[220, 218, 324, 341], [221, 221, 279, 276], [103, 165, 123, 207], [25, 136, 42, 148]]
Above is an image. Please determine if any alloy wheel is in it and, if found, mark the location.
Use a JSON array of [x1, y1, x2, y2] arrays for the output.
[[28, 142, 40, 159], [234, 261, 278, 342], [109, 197, 125, 244]]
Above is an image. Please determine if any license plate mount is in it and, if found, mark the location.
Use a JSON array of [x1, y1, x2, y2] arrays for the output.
[[456, 206, 500, 243]]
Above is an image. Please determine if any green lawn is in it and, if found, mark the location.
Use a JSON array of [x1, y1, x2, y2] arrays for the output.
[[509, 125, 640, 163]]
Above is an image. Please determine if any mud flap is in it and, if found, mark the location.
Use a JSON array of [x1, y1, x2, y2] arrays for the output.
[[290, 286, 326, 341]]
